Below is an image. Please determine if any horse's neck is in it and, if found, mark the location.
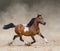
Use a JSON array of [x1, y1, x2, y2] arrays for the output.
[[32, 21, 39, 28]]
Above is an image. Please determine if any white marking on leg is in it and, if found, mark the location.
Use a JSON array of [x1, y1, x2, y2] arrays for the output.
[[24, 40, 31, 46], [24, 40, 28, 44], [44, 38, 48, 43], [8, 40, 14, 46]]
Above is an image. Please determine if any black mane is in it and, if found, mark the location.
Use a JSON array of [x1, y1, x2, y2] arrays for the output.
[[26, 18, 35, 27]]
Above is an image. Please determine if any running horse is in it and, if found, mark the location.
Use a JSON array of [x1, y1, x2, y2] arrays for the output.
[[3, 14, 48, 46]]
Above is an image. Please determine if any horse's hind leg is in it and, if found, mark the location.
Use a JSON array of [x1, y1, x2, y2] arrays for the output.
[[20, 35, 24, 42], [13, 35, 18, 40], [8, 35, 18, 46]]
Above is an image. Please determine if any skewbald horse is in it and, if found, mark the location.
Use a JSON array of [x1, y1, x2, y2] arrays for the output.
[[3, 15, 48, 46]]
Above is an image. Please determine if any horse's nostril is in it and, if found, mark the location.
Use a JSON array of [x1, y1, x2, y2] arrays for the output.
[[40, 22, 46, 25], [43, 22, 46, 25]]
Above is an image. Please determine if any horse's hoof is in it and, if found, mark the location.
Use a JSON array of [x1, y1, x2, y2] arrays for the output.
[[7, 42, 13, 46], [25, 42, 31, 46]]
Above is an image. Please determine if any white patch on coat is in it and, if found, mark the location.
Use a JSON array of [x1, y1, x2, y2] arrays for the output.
[[23, 24, 29, 32]]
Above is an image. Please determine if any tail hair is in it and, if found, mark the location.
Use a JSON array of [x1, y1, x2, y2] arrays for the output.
[[3, 23, 15, 29]]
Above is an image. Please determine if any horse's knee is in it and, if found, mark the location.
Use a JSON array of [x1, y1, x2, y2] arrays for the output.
[[20, 36, 24, 42], [13, 35, 18, 40], [40, 34, 44, 39]]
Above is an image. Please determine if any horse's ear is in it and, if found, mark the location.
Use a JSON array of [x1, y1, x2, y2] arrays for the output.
[[37, 14, 42, 18]]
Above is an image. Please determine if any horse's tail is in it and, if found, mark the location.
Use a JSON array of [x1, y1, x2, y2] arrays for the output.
[[3, 23, 15, 29]]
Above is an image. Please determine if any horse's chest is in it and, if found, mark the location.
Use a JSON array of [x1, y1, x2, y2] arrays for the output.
[[31, 29, 39, 35], [35, 27, 40, 34]]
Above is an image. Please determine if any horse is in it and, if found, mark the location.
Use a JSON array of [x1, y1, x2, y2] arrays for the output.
[[3, 14, 48, 46]]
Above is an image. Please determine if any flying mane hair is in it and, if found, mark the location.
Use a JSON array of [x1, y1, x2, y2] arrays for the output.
[[26, 14, 42, 27], [37, 14, 42, 18], [26, 18, 35, 27]]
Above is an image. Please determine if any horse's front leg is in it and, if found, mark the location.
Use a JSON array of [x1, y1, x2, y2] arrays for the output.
[[39, 33, 48, 43], [31, 36, 36, 44], [24, 36, 36, 46]]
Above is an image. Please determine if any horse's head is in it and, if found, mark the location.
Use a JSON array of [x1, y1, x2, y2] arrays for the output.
[[36, 14, 46, 25]]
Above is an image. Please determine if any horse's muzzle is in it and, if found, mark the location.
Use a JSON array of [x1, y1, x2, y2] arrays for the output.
[[43, 22, 46, 25], [40, 22, 46, 25]]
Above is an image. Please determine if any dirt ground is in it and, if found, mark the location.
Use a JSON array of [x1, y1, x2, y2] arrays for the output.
[[0, 27, 60, 51], [0, 0, 60, 51]]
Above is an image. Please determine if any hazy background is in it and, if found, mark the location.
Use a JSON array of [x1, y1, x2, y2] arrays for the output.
[[0, 0, 60, 45]]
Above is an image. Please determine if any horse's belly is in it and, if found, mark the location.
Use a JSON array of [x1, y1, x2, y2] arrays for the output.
[[21, 31, 35, 36]]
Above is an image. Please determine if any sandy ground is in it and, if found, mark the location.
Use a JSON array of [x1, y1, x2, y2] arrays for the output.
[[0, 39, 60, 51], [0, 0, 60, 51], [0, 27, 60, 51]]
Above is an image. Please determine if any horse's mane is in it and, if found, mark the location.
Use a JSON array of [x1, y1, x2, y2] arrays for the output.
[[26, 18, 35, 27]]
